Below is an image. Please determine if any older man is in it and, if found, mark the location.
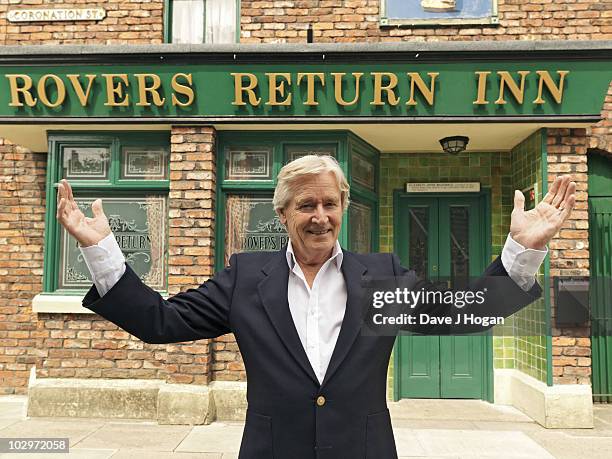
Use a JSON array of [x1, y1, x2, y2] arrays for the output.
[[56, 155, 575, 459]]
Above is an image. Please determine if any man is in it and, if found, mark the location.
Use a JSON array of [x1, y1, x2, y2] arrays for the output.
[[56, 155, 576, 459]]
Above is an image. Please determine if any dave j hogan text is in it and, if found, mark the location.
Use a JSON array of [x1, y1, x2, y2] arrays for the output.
[[371, 313, 504, 328]]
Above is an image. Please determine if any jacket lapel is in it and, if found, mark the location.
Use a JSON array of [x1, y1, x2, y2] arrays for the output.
[[258, 248, 320, 386], [321, 250, 367, 387]]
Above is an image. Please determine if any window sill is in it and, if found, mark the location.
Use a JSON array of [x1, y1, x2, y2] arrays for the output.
[[32, 293, 92, 314], [32, 292, 170, 314]]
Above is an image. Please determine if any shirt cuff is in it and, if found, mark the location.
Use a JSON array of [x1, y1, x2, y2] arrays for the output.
[[79, 233, 126, 297], [501, 233, 548, 291]]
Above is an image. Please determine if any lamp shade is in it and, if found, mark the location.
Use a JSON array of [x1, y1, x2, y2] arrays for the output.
[[439, 136, 469, 154]]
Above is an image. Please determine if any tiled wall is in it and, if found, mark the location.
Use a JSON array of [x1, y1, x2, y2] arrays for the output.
[[380, 134, 549, 395], [379, 150, 513, 397], [510, 130, 547, 383]]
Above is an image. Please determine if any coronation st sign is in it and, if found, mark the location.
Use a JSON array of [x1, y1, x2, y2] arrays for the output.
[[1, 61, 609, 117]]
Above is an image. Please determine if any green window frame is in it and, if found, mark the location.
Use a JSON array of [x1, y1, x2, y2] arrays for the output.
[[43, 132, 171, 295], [163, 0, 241, 44], [215, 130, 379, 272]]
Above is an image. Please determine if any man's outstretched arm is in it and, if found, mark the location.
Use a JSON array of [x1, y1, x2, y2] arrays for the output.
[[57, 179, 235, 344]]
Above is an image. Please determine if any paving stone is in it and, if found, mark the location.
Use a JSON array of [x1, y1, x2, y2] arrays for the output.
[[389, 399, 533, 422], [392, 428, 426, 456], [526, 430, 612, 459], [0, 419, 104, 446], [0, 397, 26, 420], [110, 451, 221, 459], [414, 429, 555, 458], [175, 423, 243, 453], [74, 422, 190, 451], [0, 449, 115, 459]]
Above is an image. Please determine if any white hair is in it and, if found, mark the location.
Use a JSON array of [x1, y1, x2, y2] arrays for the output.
[[273, 155, 350, 213]]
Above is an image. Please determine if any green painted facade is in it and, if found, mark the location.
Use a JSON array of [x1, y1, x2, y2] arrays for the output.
[[1, 60, 610, 118]]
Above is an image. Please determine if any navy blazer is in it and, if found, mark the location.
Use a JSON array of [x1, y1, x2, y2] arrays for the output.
[[83, 248, 541, 459]]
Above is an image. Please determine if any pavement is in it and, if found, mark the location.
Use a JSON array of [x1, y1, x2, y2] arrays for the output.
[[1, 396, 612, 458]]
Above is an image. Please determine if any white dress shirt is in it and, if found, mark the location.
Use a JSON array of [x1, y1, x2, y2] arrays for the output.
[[80, 233, 547, 383], [285, 239, 346, 383]]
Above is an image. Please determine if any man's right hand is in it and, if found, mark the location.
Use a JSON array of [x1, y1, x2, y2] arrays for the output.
[[56, 179, 111, 247]]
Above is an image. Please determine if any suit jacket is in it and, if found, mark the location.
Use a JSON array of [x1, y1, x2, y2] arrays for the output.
[[83, 248, 542, 459]]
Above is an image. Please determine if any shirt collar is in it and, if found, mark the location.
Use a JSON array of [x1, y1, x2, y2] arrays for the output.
[[285, 239, 343, 272]]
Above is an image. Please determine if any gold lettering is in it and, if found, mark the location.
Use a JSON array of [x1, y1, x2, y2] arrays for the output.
[[134, 73, 165, 107], [67, 74, 96, 107], [406, 72, 438, 106], [171, 73, 195, 107], [473, 71, 491, 105], [265, 73, 292, 106], [231, 73, 261, 106], [371, 72, 399, 106], [297, 72, 325, 106], [37, 74, 66, 108], [102, 74, 129, 107], [533, 70, 569, 104], [6, 74, 37, 107], [495, 71, 530, 105], [331, 72, 362, 106]]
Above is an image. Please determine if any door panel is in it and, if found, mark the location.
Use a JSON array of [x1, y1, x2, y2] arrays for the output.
[[396, 195, 487, 399], [439, 198, 485, 398], [590, 198, 612, 403], [397, 199, 440, 397], [398, 335, 441, 398]]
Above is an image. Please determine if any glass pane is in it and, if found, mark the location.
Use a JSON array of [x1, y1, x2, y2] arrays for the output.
[[59, 196, 168, 290], [351, 153, 375, 190], [349, 201, 372, 254], [172, 0, 204, 44], [285, 144, 337, 162], [205, 0, 237, 44], [121, 147, 169, 180], [450, 206, 470, 288], [225, 147, 273, 181], [225, 195, 288, 265], [409, 207, 429, 279], [62, 146, 110, 180]]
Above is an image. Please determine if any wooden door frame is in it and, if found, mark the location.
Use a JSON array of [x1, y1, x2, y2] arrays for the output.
[[392, 188, 493, 402]]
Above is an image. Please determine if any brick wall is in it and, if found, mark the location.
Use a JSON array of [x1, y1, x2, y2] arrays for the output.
[[547, 128, 591, 385], [240, 0, 612, 44], [166, 125, 219, 384], [0, 0, 164, 45], [0, 127, 231, 394], [35, 314, 168, 382], [169, 126, 246, 383], [0, 142, 46, 394], [588, 81, 612, 155]]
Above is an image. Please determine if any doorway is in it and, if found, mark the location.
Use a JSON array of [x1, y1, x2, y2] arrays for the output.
[[393, 193, 492, 399], [589, 153, 612, 403]]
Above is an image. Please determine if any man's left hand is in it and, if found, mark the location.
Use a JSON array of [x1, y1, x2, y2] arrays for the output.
[[510, 175, 576, 250]]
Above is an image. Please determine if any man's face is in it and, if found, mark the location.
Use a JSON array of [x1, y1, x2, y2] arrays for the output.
[[278, 172, 343, 263]]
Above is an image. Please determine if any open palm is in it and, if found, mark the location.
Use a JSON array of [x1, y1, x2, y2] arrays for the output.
[[56, 179, 111, 247], [510, 175, 576, 250]]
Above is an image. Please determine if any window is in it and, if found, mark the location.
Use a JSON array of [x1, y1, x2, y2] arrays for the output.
[[44, 133, 170, 294], [167, 0, 238, 44], [216, 131, 379, 270], [380, 0, 499, 27]]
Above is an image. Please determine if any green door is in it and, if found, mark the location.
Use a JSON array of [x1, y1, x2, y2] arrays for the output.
[[395, 195, 488, 399], [591, 198, 612, 403], [589, 153, 612, 403]]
